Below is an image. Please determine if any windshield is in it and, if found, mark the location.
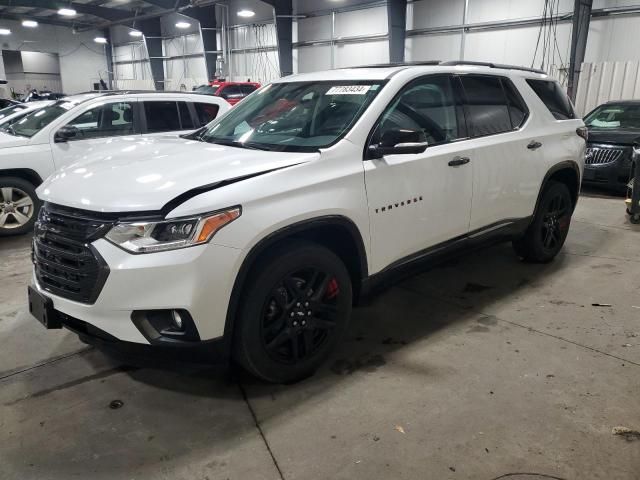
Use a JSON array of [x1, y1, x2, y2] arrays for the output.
[[10, 100, 77, 137], [195, 85, 219, 95], [0, 105, 25, 121], [584, 104, 640, 129], [192, 81, 385, 152]]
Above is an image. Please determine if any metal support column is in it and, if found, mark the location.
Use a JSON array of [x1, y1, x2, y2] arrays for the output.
[[568, 0, 593, 101], [184, 5, 218, 82], [139, 17, 165, 91], [102, 28, 114, 89], [387, 0, 407, 63], [266, 0, 293, 77]]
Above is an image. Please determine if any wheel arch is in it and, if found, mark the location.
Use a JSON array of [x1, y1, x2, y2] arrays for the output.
[[534, 161, 581, 215], [223, 215, 369, 345], [0, 168, 43, 187]]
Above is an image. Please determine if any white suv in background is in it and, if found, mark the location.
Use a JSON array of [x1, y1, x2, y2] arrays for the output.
[[0, 91, 229, 236], [30, 62, 585, 383]]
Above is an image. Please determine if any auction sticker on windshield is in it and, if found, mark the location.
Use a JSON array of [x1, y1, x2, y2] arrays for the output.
[[326, 85, 371, 95]]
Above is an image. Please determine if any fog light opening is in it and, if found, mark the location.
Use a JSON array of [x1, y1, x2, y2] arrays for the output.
[[172, 310, 184, 331]]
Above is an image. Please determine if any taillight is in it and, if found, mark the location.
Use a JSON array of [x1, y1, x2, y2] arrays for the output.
[[576, 126, 588, 141]]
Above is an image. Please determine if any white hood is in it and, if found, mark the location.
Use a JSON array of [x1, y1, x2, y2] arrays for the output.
[[38, 136, 317, 213], [0, 132, 31, 148]]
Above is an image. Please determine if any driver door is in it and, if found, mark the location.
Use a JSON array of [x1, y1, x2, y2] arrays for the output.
[[364, 74, 474, 273], [51, 100, 139, 169]]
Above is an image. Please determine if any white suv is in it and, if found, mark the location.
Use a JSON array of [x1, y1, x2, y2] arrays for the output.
[[29, 62, 586, 383], [0, 91, 229, 236]]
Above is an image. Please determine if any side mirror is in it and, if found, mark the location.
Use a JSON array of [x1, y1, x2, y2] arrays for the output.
[[368, 129, 428, 159], [54, 125, 78, 143]]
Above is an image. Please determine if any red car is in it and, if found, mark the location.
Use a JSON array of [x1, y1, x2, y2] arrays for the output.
[[193, 81, 261, 106]]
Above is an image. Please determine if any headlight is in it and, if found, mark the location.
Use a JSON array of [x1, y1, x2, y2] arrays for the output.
[[105, 207, 241, 253]]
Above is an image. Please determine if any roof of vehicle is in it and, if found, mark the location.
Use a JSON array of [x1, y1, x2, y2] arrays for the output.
[[60, 91, 228, 105], [209, 81, 261, 86], [277, 61, 550, 83], [602, 100, 640, 105]]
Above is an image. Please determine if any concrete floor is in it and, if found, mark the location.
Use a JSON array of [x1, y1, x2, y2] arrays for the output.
[[1, 192, 639, 480]]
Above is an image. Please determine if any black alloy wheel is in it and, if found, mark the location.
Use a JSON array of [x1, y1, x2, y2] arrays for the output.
[[234, 241, 352, 383], [513, 180, 572, 263], [261, 267, 340, 364]]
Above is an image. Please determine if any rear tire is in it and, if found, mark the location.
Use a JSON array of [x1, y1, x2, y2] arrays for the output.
[[513, 180, 572, 263], [0, 177, 40, 237], [233, 240, 352, 384]]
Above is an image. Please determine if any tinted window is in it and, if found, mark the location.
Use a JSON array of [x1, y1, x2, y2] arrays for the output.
[[66, 101, 134, 139], [144, 101, 180, 133], [502, 80, 528, 128], [526, 79, 575, 120], [240, 84, 258, 95], [374, 75, 460, 145], [193, 103, 220, 127], [460, 75, 512, 136], [178, 101, 195, 129], [220, 85, 243, 100]]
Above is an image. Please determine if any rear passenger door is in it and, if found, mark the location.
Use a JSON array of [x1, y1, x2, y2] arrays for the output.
[[141, 100, 197, 136], [458, 75, 543, 231]]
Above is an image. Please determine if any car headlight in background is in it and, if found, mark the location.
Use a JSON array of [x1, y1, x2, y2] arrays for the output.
[[105, 207, 241, 253]]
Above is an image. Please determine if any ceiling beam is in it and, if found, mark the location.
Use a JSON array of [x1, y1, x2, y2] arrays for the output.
[[139, 0, 190, 8], [0, 1, 133, 21]]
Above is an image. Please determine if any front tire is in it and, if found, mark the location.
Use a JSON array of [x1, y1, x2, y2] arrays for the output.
[[513, 180, 573, 263], [0, 177, 40, 237], [233, 241, 352, 384]]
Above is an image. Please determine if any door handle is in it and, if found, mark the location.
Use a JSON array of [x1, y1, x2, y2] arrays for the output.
[[448, 156, 470, 167], [527, 141, 543, 150]]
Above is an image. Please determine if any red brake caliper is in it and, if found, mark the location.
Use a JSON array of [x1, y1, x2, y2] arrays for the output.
[[325, 277, 339, 300]]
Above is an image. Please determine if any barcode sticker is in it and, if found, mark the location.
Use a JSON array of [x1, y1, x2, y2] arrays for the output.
[[326, 85, 371, 95]]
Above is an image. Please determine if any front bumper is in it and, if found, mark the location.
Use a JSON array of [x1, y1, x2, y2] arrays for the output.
[[582, 146, 633, 190], [32, 238, 244, 347]]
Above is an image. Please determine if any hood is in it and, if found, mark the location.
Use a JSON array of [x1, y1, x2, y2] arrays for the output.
[[0, 131, 31, 148], [587, 127, 640, 146], [38, 136, 318, 213]]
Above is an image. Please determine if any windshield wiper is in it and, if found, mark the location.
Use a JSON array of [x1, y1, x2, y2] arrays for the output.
[[205, 139, 273, 151]]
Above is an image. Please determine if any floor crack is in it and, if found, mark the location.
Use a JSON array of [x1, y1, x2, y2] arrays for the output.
[[0, 347, 92, 382], [238, 382, 286, 480]]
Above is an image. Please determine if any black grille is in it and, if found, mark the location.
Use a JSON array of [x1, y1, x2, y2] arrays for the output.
[[585, 146, 625, 165], [33, 204, 112, 304]]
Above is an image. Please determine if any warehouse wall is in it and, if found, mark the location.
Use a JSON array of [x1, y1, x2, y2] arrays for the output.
[[0, 19, 108, 95]]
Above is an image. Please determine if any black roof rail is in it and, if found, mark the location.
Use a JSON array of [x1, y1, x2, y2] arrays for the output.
[[348, 61, 441, 69], [439, 61, 546, 75]]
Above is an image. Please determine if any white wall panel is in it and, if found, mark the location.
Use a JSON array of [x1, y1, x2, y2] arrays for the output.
[[406, 33, 462, 62], [296, 45, 332, 73], [297, 16, 332, 42], [585, 16, 640, 63], [575, 61, 640, 115], [334, 6, 387, 37], [334, 40, 388, 68], [466, 0, 573, 24], [407, 0, 465, 29]]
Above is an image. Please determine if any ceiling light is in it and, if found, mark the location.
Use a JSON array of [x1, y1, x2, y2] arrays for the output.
[[0, 28, 11, 35], [94, 37, 108, 44], [129, 30, 143, 37], [175, 21, 191, 29], [237, 9, 255, 18], [22, 20, 38, 28], [58, 8, 77, 16]]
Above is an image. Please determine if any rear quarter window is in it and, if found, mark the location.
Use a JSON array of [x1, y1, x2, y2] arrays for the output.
[[526, 79, 576, 120]]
